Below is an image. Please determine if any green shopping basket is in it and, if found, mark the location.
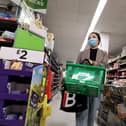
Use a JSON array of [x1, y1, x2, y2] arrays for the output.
[[64, 63, 106, 96]]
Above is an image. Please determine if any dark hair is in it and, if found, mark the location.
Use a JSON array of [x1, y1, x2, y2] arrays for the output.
[[90, 32, 101, 44]]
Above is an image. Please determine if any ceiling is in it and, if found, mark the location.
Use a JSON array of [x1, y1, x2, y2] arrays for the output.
[[44, 0, 126, 65]]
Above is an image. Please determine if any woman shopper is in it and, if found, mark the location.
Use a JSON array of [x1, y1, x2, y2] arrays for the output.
[[76, 32, 108, 126]]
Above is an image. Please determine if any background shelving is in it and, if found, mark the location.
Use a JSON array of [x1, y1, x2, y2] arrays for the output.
[[98, 54, 126, 126], [44, 48, 62, 97]]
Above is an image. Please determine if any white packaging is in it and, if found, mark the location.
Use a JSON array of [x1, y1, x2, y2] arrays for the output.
[[121, 46, 126, 57]]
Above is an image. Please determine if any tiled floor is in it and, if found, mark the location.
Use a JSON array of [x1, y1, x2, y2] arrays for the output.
[[46, 91, 98, 126]]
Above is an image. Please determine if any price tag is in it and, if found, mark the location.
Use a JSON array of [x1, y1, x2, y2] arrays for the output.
[[0, 47, 44, 64]]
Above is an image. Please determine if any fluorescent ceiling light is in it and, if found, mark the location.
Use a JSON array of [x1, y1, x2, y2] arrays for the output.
[[80, 0, 108, 51]]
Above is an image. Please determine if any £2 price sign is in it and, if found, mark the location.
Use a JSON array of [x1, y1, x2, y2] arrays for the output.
[[16, 49, 28, 60], [0, 47, 44, 64]]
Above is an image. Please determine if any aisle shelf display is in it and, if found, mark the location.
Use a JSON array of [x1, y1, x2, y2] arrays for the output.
[[0, 25, 60, 126], [0, 60, 34, 126], [107, 57, 119, 84], [98, 54, 126, 126], [0, 27, 46, 126], [0, 1, 62, 125], [44, 48, 61, 97], [108, 56, 120, 64], [0, 19, 17, 48], [0, 47, 56, 126], [0, 19, 17, 34]]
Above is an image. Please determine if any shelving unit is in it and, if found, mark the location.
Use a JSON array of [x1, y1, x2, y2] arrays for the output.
[[0, 1, 62, 126], [0, 59, 35, 126], [0, 13, 45, 125], [98, 54, 126, 126], [0, 19, 17, 34], [0, 9, 19, 124], [44, 48, 61, 97], [0, 19, 17, 49]]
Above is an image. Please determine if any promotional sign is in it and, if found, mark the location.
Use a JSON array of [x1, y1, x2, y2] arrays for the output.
[[0, 47, 44, 64], [25, 65, 48, 126], [23, 0, 48, 14], [19, 1, 48, 38]]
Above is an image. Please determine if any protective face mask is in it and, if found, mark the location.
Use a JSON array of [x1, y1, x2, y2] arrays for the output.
[[88, 38, 97, 46]]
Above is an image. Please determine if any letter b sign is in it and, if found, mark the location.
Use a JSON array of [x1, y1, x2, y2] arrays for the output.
[[65, 93, 76, 107]]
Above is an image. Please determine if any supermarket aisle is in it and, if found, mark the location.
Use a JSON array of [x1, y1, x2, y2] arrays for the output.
[[46, 91, 98, 126]]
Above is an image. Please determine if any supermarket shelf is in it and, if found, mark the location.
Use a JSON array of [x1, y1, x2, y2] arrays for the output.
[[0, 69, 32, 77], [51, 58, 60, 71], [107, 80, 113, 82], [52, 85, 58, 90], [53, 77, 60, 80], [118, 79, 126, 81], [0, 41, 13, 47], [118, 76, 126, 78], [53, 79, 60, 83], [119, 69, 126, 72], [102, 53, 126, 126], [107, 76, 117, 78], [52, 88, 58, 97], [53, 74, 59, 77], [120, 55, 126, 59], [0, 93, 28, 101], [0, 19, 17, 32], [108, 56, 120, 64], [51, 66, 58, 73], [0, 120, 24, 126], [0, 4, 7, 9], [119, 62, 126, 66], [107, 68, 118, 72]]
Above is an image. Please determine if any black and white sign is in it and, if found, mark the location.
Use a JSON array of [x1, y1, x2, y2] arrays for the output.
[[0, 47, 44, 64]]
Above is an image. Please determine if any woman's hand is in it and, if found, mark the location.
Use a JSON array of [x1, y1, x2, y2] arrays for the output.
[[92, 61, 98, 65], [89, 60, 98, 65]]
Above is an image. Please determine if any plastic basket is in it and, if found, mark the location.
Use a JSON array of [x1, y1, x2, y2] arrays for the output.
[[64, 63, 106, 96]]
